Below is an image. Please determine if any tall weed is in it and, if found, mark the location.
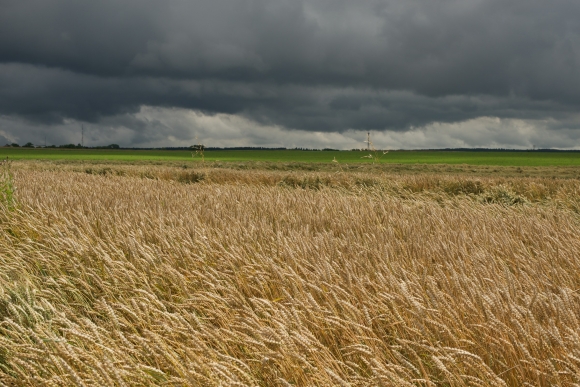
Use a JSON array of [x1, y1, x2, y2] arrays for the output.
[[0, 158, 15, 209]]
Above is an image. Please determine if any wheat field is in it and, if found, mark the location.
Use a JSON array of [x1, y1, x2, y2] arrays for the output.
[[1, 163, 580, 386]]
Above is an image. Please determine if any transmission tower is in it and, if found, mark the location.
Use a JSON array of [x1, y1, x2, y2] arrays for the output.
[[367, 132, 370, 151]]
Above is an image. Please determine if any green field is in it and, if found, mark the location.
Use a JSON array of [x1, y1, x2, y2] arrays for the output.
[[1, 148, 580, 166]]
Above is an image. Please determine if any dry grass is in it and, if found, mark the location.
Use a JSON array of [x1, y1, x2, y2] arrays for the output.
[[14, 158, 580, 178], [1, 163, 580, 386]]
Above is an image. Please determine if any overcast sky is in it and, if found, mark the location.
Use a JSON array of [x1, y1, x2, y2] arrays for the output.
[[1, 0, 580, 149]]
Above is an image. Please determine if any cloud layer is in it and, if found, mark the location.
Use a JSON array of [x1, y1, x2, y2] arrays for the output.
[[1, 0, 580, 147]]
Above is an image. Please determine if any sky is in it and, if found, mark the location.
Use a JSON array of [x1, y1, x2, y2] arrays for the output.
[[1, 0, 580, 149]]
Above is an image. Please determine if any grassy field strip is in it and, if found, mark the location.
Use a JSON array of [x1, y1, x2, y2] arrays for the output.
[[13, 159, 580, 179], [2, 148, 580, 166], [13, 161, 580, 206], [0, 168, 580, 385]]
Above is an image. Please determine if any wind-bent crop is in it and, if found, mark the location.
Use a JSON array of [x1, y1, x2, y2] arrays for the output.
[[0, 164, 580, 386]]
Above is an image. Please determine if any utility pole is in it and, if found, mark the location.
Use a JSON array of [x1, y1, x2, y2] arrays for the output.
[[81, 125, 84, 148], [367, 132, 370, 151]]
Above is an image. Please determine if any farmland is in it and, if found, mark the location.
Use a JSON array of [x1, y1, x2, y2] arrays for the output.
[[1, 147, 580, 166], [1, 160, 580, 386]]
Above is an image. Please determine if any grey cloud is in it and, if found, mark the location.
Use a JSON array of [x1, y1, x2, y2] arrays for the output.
[[4, 0, 577, 92], [0, 63, 577, 134], [1, 0, 580, 145], [5, 109, 580, 150]]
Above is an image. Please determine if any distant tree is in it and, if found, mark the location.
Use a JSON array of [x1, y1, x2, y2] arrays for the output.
[[106, 144, 120, 149], [10, 143, 19, 147], [23, 142, 34, 148]]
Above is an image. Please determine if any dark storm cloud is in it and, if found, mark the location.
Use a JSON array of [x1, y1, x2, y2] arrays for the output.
[[1, 0, 580, 141]]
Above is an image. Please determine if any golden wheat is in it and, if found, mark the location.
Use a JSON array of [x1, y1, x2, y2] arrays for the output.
[[0, 163, 579, 386]]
